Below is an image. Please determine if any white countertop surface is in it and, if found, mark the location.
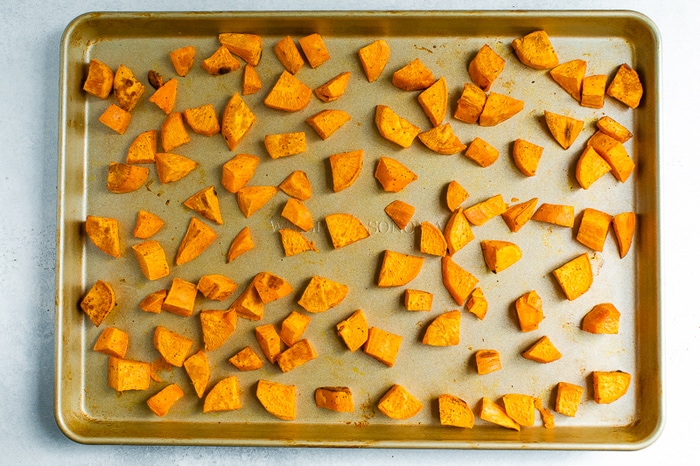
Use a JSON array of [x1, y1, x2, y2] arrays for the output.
[[1, 0, 694, 464]]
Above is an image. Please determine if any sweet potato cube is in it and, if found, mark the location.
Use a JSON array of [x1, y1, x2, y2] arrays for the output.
[[197, 274, 237, 301], [147, 384, 184, 416], [228, 346, 264, 371], [257, 380, 296, 420], [265, 132, 306, 159], [420, 221, 448, 257], [336, 309, 369, 352], [298, 275, 348, 313], [282, 198, 314, 232], [133, 210, 164, 239], [237, 186, 278, 218], [175, 217, 217, 266], [306, 109, 351, 140], [279, 170, 313, 200], [422, 310, 461, 346], [315, 387, 354, 412], [80, 280, 115, 327], [154, 152, 197, 184], [479, 92, 524, 127], [113, 64, 145, 112], [149, 78, 177, 114], [515, 290, 544, 332], [83, 59, 113, 99], [443, 207, 474, 255], [378, 385, 422, 419], [170, 45, 196, 77], [587, 131, 635, 182], [330, 150, 363, 192], [201, 45, 240, 76], [229, 281, 265, 321], [274, 36, 305, 75], [532, 203, 575, 228], [377, 250, 424, 287], [325, 213, 370, 249], [221, 93, 255, 150], [299, 33, 330, 68], [375, 156, 418, 192], [183, 350, 210, 398], [222, 153, 259, 194], [592, 371, 631, 404], [279, 229, 318, 256], [183, 104, 220, 136], [227, 226, 255, 262], [464, 194, 507, 226], [613, 212, 636, 258], [479, 397, 519, 430], [98, 104, 132, 135], [445, 180, 469, 212], [469, 44, 505, 92], [464, 137, 499, 167], [242, 64, 262, 95], [581, 74, 607, 109], [512, 30, 558, 70], [392, 58, 435, 91], [596, 116, 633, 143], [161, 112, 190, 152], [466, 288, 488, 320], [419, 123, 466, 155], [93, 327, 128, 358], [255, 324, 281, 364], [204, 376, 242, 413], [582, 303, 620, 334], [358, 40, 390, 83], [438, 394, 474, 428], [264, 71, 312, 112], [280, 311, 312, 347], [86, 215, 121, 258], [577, 208, 612, 252], [375, 105, 421, 148], [512, 139, 544, 176], [162, 278, 197, 317], [126, 129, 157, 164], [404, 289, 433, 311], [502, 394, 535, 427], [364, 327, 402, 367], [481, 240, 522, 273], [315, 71, 351, 102], [132, 241, 169, 281], [555, 382, 584, 417], [501, 197, 538, 233], [576, 145, 612, 189], [200, 309, 237, 351], [607, 64, 643, 108], [522, 336, 562, 363], [475, 349, 501, 375], [277, 339, 317, 373], [545, 111, 584, 150], [253, 271, 293, 304], [218, 33, 263, 65], [184, 186, 223, 225], [553, 254, 593, 301], [153, 326, 193, 367], [108, 356, 150, 392], [454, 83, 486, 124], [550, 59, 586, 101], [441, 255, 479, 306], [384, 200, 415, 230], [418, 76, 448, 127]]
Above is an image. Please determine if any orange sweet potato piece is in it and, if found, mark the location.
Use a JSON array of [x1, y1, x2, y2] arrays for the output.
[[161, 278, 197, 317], [515, 290, 544, 332], [154, 152, 197, 184], [576, 145, 612, 189], [613, 212, 636, 258], [464, 137, 499, 167], [512, 139, 544, 176], [587, 131, 635, 182], [377, 250, 424, 287], [422, 310, 461, 346], [184, 186, 223, 225], [535, 398, 555, 428], [126, 129, 157, 164], [279, 170, 313, 200], [315, 71, 351, 102], [229, 281, 265, 321], [438, 394, 474, 428], [183, 350, 210, 398], [378, 384, 422, 419], [469, 44, 505, 92], [481, 240, 522, 273], [133, 210, 164, 239], [375, 156, 418, 192], [299, 33, 331, 68], [108, 356, 150, 392], [607, 64, 643, 108], [555, 382, 584, 417], [441, 255, 479, 306], [200, 309, 237, 351], [545, 110, 584, 150], [107, 162, 149, 194], [83, 59, 113, 99], [582, 303, 620, 334], [161, 112, 190, 152], [306, 109, 351, 140], [420, 221, 448, 257], [336, 309, 369, 352], [596, 116, 633, 143], [445, 180, 469, 212], [237, 186, 278, 218], [315, 387, 354, 413], [479, 92, 524, 127], [201, 45, 240, 75], [522, 336, 562, 363], [375, 105, 421, 148], [219, 33, 263, 65], [404, 289, 433, 312], [532, 203, 575, 228], [170, 46, 196, 77], [358, 39, 390, 83], [93, 327, 129, 358], [153, 325, 193, 367], [253, 271, 293, 304], [329, 150, 363, 192], [298, 275, 348, 313], [149, 78, 177, 114], [325, 213, 370, 249], [197, 274, 237, 301], [550, 59, 586, 101], [221, 93, 255, 150], [280, 311, 312, 347], [183, 104, 221, 136], [277, 339, 318, 373], [175, 217, 217, 266], [131, 240, 169, 281], [475, 349, 501, 375], [466, 287, 488, 320], [265, 132, 306, 159], [203, 376, 243, 413], [113, 64, 145, 112], [419, 123, 466, 155], [264, 71, 312, 112], [443, 207, 474, 255], [581, 74, 607, 109], [454, 83, 486, 124], [418, 76, 448, 127], [257, 380, 296, 420], [274, 36, 305, 75], [384, 200, 415, 230], [279, 229, 318, 256], [364, 327, 402, 367], [501, 197, 538, 233], [228, 346, 264, 371], [85, 215, 120, 258], [147, 383, 184, 416], [255, 323, 281, 364], [512, 30, 558, 70], [282, 198, 314, 231], [222, 153, 259, 194], [592, 371, 631, 404], [553, 253, 593, 301], [576, 207, 612, 252], [392, 58, 435, 91], [80, 280, 116, 327], [464, 194, 507, 226], [242, 64, 262, 95], [227, 226, 255, 262], [98, 104, 131, 135], [502, 394, 536, 427]]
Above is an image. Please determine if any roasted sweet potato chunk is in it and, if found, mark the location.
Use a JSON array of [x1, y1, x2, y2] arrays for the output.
[[592, 371, 631, 404], [336, 309, 369, 352], [93, 327, 129, 358], [133, 210, 164, 239], [375, 105, 421, 148], [378, 384, 422, 419], [253, 271, 293, 304], [422, 310, 461, 346], [445, 180, 469, 212], [550, 59, 586, 101], [200, 309, 237, 351], [454, 83, 486, 124], [175, 217, 217, 266], [282, 198, 314, 231], [438, 394, 474, 428], [280, 311, 312, 347], [255, 324, 281, 363], [170, 45, 196, 77], [264, 71, 312, 112], [113, 64, 145, 112], [237, 186, 278, 218], [183, 104, 220, 136], [479, 397, 519, 431], [222, 153, 259, 194], [501, 197, 538, 233], [512, 139, 544, 176], [162, 278, 197, 317], [377, 250, 424, 287], [315, 71, 351, 102], [299, 33, 331, 69], [132, 240, 169, 281], [154, 152, 197, 184], [221, 93, 255, 150], [83, 59, 114, 99], [204, 376, 242, 413], [553, 253, 593, 301], [274, 36, 305, 75], [587, 131, 635, 182], [81, 280, 116, 327], [257, 379, 296, 420], [315, 387, 354, 412], [479, 92, 524, 127], [469, 44, 505, 92], [149, 78, 177, 114], [502, 394, 535, 427], [375, 156, 418, 192], [418, 76, 448, 127], [86, 215, 120, 258], [555, 382, 584, 417], [325, 213, 370, 249], [596, 116, 633, 143], [277, 339, 317, 373], [384, 200, 415, 230], [298, 275, 348, 313], [512, 30, 558, 70], [329, 150, 363, 192], [279, 170, 313, 200], [420, 221, 448, 257], [227, 226, 255, 262], [279, 229, 318, 256], [126, 129, 157, 164], [464, 194, 507, 226], [228, 346, 264, 371], [441, 255, 478, 306], [613, 212, 636, 258], [184, 186, 223, 225], [475, 349, 501, 375], [98, 104, 132, 135], [576, 145, 612, 189], [532, 203, 575, 228], [197, 274, 237, 301], [153, 325, 193, 367], [147, 383, 184, 416], [466, 288, 488, 320], [481, 240, 522, 273], [201, 46, 240, 76], [607, 63, 643, 108], [464, 137, 499, 167], [183, 350, 210, 398], [404, 289, 433, 312], [306, 109, 351, 140], [419, 123, 466, 155], [160, 111, 190, 152], [392, 58, 435, 91], [219, 32, 263, 65], [229, 281, 265, 321], [582, 303, 620, 334], [522, 336, 562, 363], [545, 110, 584, 150], [265, 132, 306, 159], [443, 207, 474, 255], [364, 327, 402, 367], [358, 40, 390, 83], [577, 208, 612, 252], [242, 64, 262, 95], [515, 290, 543, 332], [581, 74, 607, 109], [108, 356, 150, 392]]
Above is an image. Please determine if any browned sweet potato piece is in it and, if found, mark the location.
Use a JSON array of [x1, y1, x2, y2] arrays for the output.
[[464, 194, 507, 226], [512, 30, 558, 70], [532, 203, 575, 228], [201, 45, 240, 75], [161, 112, 190, 152], [221, 93, 255, 150], [149, 78, 177, 114], [445, 180, 469, 212], [282, 198, 314, 231], [515, 290, 543, 332], [274, 36, 305, 75], [86, 215, 120, 258], [365, 327, 402, 367], [265, 132, 306, 159], [197, 274, 237, 301], [535, 398, 555, 428], [93, 327, 129, 358], [228, 346, 264, 371], [154, 152, 197, 184], [553, 254, 593, 301], [475, 349, 501, 375], [81, 280, 116, 327], [596, 116, 633, 143], [441, 255, 479, 306], [607, 64, 643, 108], [613, 212, 636, 258], [550, 59, 586, 101], [581, 74, 607, 109], [255, 324, 281, 364], [582, 303, 620, 334], [336, 309, 369, 351], [279, 229, 318, 256], [162, 278, 197, 317], [358, 40, 390, 83], [501, 197, 538, 233], [438, 394, 474, 428], [469, 44, 505, 92], [183, 350, 210, 398], [148, 70, 164, 89], [315, 387, 354, 412], [375, 156, 418, 192], [555, 382, 584, 417], [175, 217, 217, 266], [466, 288, 488, 320], [479, 92, 524, 127], [113, 64, 145, 112], [184, 186, 223, 225], [107, 162, 149, 194], [502, 394, 535, 427], [219, 33, 263, 65], [132, 240, 169, 281], [392, 58, 435, 91], [481, 240, 522, 273], [257, 379, 296, 420], [378, 384, 422, 419], [315, 71, 351, 102], [298, 275, 348, 313], [587, 131, 635, 182], [375, 105, 421, 148], [280, 311, 312, 347], [522, 336, 562, 363], [325, 213, 370, 249], [464, 137, 498, 167], [576, 145, 612, 189], [222, 153, 259, 194], [108, 356, 150, 392], [512, 139, 544, 176], [253, 271, 293, 304], [237, 186, 278, 218], [545, 111, 584, 150], [203, 376, 242, 413], [454, 83, 486, 124], [153, 325, 194, 367], [227, 226, 255, 262], [419, 123, 466, 155], [418, 76, 448, 127], [384, 200, 415, 230], [183, 104, 221, 136], [98, 104, 132, 135], [420, 221, 448, 257], [126, 129, 157, 164], [242, 64, 262, 95], [229, 281, 265, 321], [329, 150, 363, 192], [147, 383, 184, 416], [377, 250, 424, 287], [133, 210, 164, 239], [576, 207, 612, 252], [277, 339, 317, 373], [279, 170, 312, 200], [200, 309, 237, 351], [264, 71, 312, 112], [306, 109, 351, 140], [299, 33, 331, 69], [422, 310, 461, 346], [592, 371, 631, 404], [83, 59, 114, 99], [404, 289, 433, 312], [443, 207, 474, 255], [170, 46, 196, 77]]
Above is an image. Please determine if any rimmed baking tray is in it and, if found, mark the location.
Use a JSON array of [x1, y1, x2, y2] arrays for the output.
[[56, 10, 661, 448]]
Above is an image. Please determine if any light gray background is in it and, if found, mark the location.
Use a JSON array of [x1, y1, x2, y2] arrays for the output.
[[0, 0, 693, 464]]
